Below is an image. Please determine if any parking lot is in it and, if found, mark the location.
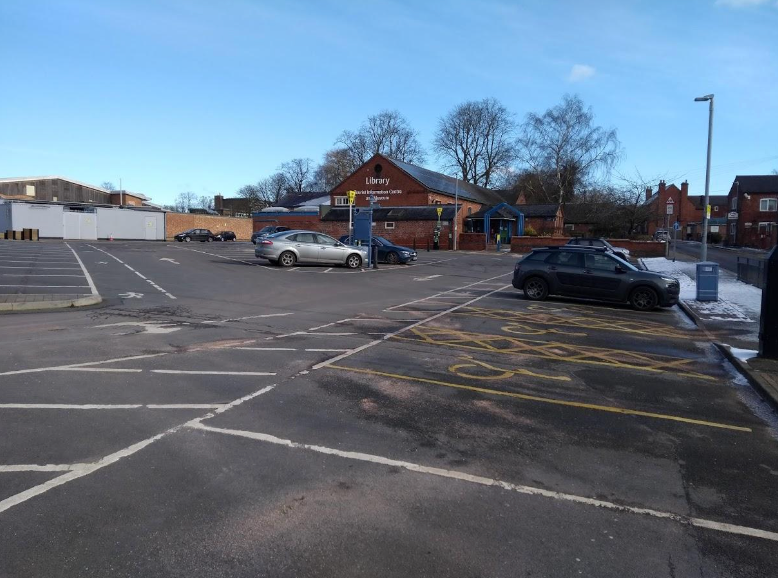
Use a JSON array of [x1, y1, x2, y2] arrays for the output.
[[1, 240, 777, 577], [0, 240, 95, 300]]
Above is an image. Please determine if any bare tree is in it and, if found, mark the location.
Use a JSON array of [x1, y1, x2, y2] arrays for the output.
[[257, 172, 289, 204], [173, 191, 196, 213], [237, 184, 263, 212], [279, 158, 314, 194], [314, 148, 354, 190], [433, 98, 516, 188], [336, 110, 425, 168], [101, 181, 116, 191], [516, 94, 621, 213], [197, 195, 214, 211]]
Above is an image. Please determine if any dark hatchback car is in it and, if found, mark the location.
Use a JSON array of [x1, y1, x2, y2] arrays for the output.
[[215, 230, 236, 241], [339, 235, 418, 264], [173, 228, 216, 242], [512, 246, 680, 311], [252, 226, 291, 244]]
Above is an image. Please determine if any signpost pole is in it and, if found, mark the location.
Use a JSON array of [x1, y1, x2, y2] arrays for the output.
[[673, 222, 678, 262], [347, 190, 356, 244]]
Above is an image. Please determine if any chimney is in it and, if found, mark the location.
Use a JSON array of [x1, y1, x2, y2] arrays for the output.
[[645, 186, 652, 201], [681, 181, 689, 199], [658, 180, 666, 196], [214, 194, 224, 212]]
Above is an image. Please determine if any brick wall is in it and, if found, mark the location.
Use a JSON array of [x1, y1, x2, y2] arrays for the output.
[[728, 192, 778, 249], [509, 236, 665, 257], [254, 214, 321, 232], [166, 213, 253, 240]]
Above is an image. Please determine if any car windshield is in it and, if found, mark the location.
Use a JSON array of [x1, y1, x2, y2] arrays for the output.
[[372, 237, 392, 245], [610, 253, 638, 271], [258, 226, 275, 233]]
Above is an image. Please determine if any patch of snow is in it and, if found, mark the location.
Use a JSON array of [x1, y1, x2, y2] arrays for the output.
[[643, 257, 762, 321], [726, 346, 758, 361]]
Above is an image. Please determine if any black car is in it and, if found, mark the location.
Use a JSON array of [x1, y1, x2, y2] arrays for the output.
[[215, 230, 237, 241], [252, 226, 291, 244], [512, 246, 680, 311], [339, 235, 418, 264], [566, 237, 631, 261], [174, 228, 216, 242]]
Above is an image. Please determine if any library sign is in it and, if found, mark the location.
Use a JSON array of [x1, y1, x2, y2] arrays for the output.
[[354, 176, 403, 202]]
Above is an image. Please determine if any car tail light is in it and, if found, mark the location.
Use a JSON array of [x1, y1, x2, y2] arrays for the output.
[[260, 240, 273, 245]]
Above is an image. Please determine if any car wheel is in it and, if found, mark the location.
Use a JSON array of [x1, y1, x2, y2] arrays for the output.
[[523, 277, 549, 301], [279, 251, 296, 267], [184, 236, 191, 243], [346, 253, 362, 269], [207, 237, 213, 242], [386, 251, 400, 265], [630, 287, 659, 311]]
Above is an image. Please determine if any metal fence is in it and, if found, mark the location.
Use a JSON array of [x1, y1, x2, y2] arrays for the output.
[[737, 257, 766, 289]]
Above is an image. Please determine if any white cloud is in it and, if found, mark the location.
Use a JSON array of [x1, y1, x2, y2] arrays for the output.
[[715, 0, 770, 7], [568, 64, 596, 83]]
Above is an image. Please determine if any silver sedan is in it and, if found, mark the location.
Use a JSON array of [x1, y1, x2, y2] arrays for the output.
[[254, 230, 368, 268]]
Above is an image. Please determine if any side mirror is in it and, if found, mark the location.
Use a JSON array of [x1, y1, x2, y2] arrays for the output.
[[335, 242, 344, 247]]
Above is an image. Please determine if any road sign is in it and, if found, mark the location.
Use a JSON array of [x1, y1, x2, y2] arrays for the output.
[[706, 205, 711, 219], [673, 221, 680, 231], [436, 207, 443, 217], [347, 190, 356, 205]]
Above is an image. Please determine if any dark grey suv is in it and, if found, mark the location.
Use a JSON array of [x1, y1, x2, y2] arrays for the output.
[[512, 247, 680, 311]]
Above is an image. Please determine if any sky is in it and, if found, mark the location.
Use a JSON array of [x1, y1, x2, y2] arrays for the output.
[[1, 0, 777, 205]]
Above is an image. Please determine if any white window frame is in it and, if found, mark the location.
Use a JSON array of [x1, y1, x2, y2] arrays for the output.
[[759, 198, 777, 212], [730, 223, 737, 236], [713, 205, 719, 212], [731, 197, 737, 210], [334, 196, 349, 206], [758, 222, 773, 233], [384, 222, 395, 230]]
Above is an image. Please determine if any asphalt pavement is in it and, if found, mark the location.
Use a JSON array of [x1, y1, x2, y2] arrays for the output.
[[672, 240, 767, 274], [1, 240, 777, 577]]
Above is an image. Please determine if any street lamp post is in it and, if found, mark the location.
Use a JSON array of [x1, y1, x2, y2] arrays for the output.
[[694, 94, 714, 261], [454, 177, 459, 251]]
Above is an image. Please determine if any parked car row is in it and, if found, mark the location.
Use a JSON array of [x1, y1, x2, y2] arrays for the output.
[[173, 229, 236, 242], [255, 230, 368, 268]]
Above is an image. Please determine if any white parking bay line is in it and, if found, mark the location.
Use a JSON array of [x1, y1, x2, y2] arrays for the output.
[[65, 242, 98, 296], [305, 348, 351, 352], [189, 422, 778, 544], [0, 403, 225, 410], [0, 352, 168, 377], [202, 312, 294, 324], [52, 368, 143, 373], [0, 266, 81, 270], [235, 347, 297, 351], [150, 370, 277, 376], [0, 284, 90, 288], [0, 464, 89, 472], [0, 274, 87, 277], [86, 244, 176, 299]]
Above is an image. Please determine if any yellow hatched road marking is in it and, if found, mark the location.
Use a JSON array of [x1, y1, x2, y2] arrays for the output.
[[395, 326, 715, 381], [457, 305, 693, 339], [328, 365, 751, 433]]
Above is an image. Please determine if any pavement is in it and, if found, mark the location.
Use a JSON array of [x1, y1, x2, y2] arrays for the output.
[[2, 240, 778, 577], [672, 240, 767, 275], [0, 240, 101, 311]]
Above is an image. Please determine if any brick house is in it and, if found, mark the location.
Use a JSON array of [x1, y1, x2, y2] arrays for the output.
[[727, 175, 778, 249], [318, 153, 505, 247], [644, 180, 728, 241]]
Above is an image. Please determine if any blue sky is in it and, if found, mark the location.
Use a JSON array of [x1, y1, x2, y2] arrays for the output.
[[1, 0, 777, 205]]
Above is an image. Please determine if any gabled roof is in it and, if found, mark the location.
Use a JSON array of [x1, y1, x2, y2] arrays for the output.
[[516, 204, 559, 218], [276, 191, 329, 209], [689, 195, 728, 209], [0, 176, 111, 194], [321, 206, 459, 222], [732, 175, 778, 194], [384, 157, 506, 206]]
